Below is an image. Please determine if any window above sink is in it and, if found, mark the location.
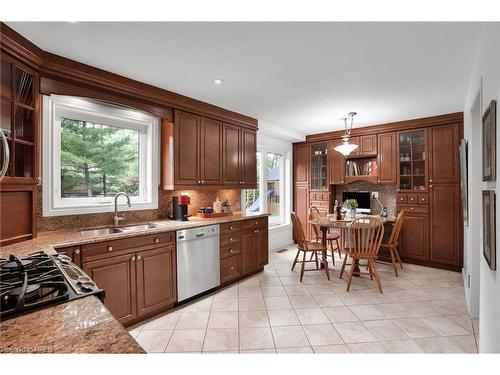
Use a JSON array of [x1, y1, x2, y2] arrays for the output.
[[42, 95, 160, 216]]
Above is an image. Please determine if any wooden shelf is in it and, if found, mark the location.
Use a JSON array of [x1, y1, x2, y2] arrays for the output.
[[344, 175, 378, 183]]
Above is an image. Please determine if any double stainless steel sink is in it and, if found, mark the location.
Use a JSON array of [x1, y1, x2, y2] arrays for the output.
[[80, 223, 161, 237]]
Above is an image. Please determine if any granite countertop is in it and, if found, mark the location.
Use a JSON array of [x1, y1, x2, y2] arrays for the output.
[[0, 212, 269, 354]]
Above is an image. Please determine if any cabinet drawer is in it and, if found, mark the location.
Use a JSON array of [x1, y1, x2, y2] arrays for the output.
[[220, 255, 241, 283], [220, 221, 240, 234], [408, 195, 418, 204], [418, 194, 429, 204], [82, 231, 175, 261], [220, 232, 240, 247], [241, 218, 268, 230], [397, 195, 407, 204], [398, 204, 429, 214], [220, 244, 241, 259]]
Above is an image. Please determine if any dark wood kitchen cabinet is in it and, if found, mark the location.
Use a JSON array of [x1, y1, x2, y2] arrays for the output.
[[174, 110, 222, 186], [359, 134, 378, 156], [328, 139, 345, 185], [222, 123, 257, 188], [398, 212, 429, 262], [83, 253, 137, 325], [428, 124, 460, 184], [377, 132, 397, 184], [240, 218, 269, 275], [294, 143, 309, 184], [81, 232, 176, 326], [136, 246, 176, 317]]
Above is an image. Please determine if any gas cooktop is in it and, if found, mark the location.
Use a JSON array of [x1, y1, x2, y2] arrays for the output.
[[0, 251, 104, 321]]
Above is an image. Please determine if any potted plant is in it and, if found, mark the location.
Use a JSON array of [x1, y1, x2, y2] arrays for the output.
[[343, 199, 358, 219], [221, 199, 232, 213]]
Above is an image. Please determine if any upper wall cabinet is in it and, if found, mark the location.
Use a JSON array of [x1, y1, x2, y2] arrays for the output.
[[222, 123, 257, 188], [428, 124, 460, 185], [328, 139, 345, 185], [377, 132, 397, 184], [293, 143, 309, 184], [310, 142, 328, 190], [174, 110, 222, 186]]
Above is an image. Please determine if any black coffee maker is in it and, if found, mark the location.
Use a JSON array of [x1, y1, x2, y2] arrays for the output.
[[170, 195, 190, 221]]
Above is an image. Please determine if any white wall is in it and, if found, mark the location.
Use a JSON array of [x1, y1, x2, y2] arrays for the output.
[[463, 23, 500, 353], [257, 121, 304, 250]]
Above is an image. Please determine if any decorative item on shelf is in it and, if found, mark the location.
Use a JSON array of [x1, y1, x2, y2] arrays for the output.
[[196, 206, 232, 218], [221, 199, 232, 213], [213, 196, 222, 213], [482, 190, 496, 271], [343, 199, 358, 219], [482, 100, 496, 182], [334, 112, 359, 156]]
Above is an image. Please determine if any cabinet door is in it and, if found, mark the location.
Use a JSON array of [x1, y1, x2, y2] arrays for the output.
[[349, 136, 360, 156], [399, 213, 429, 261], [329, 139, 346, 184], [0, 186, 36, 246], [256, 227, 269, 268], [429, 184, 462, 266], [174, 110, 200, 185], [83, 253, 137, 324], [241, 228, 257, 274], [222, 123, 240, 185], [429, 124, 460, 184], [360, 134, 377, 155], [377, 132, 397, 183], [136, 246, 176, 317], [294, 184, 310, 240], [240, 129, 257, 187], [293, 143, 309, 184], [200, 117, 222, 185]]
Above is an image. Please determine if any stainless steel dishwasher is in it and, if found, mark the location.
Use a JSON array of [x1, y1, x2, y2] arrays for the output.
[[176, 224, 220, 302]]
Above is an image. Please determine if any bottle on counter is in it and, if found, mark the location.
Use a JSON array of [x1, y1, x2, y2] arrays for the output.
[[334, 200, 342, 220], [213, 197, 222, 214]]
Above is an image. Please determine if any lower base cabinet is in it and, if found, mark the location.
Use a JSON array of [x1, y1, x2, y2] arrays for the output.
[[399, 213, 430, 262]]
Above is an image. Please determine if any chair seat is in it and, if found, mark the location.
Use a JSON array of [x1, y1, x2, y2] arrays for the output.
[[325, 232, 340, 240], [299, 241, 327, 252]]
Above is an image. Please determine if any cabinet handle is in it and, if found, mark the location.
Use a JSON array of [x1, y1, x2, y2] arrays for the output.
[[198, 180, 201, 184], [230, 266, 234, 270], [75, 249, 80, 255], [430, 185, 433, 188], [137, 255, 142, 260], [410, 207, 414, 210], [429, 179, 433, 182], [107, 246, 113, 252], [254, 230, 260, 234], [154, 238, 160, 243], [202, 180, 205, 184], [377, 180, 380, 183], [229, 226, 233, 230], [230, 249, 234, 253], [131, 256, 136, 261], [230, 237, 233, 241]]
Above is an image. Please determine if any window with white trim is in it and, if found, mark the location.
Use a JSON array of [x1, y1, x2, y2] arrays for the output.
[[42, 95, 159, 216], [243, 150, 286, 227]]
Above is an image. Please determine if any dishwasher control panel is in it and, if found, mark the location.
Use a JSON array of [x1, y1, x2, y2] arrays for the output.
[[176, 224, 219, 241]]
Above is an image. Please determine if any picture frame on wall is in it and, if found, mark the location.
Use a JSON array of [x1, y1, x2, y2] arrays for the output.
[[482, 190, 496, 271], [460, 139, 469, 226], [482, 100, 497, 181]]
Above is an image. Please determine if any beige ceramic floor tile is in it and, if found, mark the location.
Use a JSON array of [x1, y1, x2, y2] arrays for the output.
[[176, 311, 210, 330], [208, 311, 239, 329], [381, 339, 425, 353], [240, 348, 277, 353], [261, 286, 287, 297], [392, 318, 439, 338], [141, 311, 180, 330], [289, 295, 319, 309], [239, 327, 275, 350], [348, 342, 388, 353], [333, 322, 378, 344], [284, 285, 312, 296], [264, 296, 293, 310], [302, 324, 344, 346], [239, 297, 266, 311], [443, 314, 473, 333], [313, 344, 351, 353], [295, 308, 330, 325], [239, 310, 269, 328], [238, 285, 263, 298], [182, 297, 213, 312], [414, 335, 477, 353], [268, 309, 300, 326], [420, 316, 471, 336], [211, 297, 239, 312], [277, 346, 314, 353], [363, 320, 409, 341], [272, 325, 310, 348], [322, 306, 359, 323], [349, 304, 386, 321], [203, 328, 239, 352], [128, 326, 143, 338], [135, 329, 173, 353], [165, 329, 205, 353], [312, 294, 345, 307]]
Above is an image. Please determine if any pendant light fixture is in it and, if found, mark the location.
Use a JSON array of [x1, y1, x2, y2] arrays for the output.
[[334, 112, 359, 156]]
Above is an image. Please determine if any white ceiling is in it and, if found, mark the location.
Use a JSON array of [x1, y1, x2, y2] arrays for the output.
[[8, 22, 482, 139]]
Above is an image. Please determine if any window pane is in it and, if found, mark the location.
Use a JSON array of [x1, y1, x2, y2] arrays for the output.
[[60, 117, 140, 198], [244, 152, 261, 214], [266, 152, 283, 226]]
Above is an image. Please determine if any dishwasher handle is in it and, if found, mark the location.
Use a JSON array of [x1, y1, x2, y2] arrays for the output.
[[196, 232, 205, 238]]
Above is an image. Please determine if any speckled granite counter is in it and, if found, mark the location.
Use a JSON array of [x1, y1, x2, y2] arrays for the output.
[[0, 212, 269, 353]]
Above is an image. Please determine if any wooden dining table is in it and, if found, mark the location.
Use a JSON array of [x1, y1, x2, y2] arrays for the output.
[[308, 215, 395, 277]]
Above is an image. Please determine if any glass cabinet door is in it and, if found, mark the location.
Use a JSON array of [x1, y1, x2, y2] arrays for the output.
[[310, 142, 328, 190], [398, 130, 427, 190]]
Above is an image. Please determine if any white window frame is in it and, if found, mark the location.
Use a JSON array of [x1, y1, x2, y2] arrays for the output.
[[42, 95, 159, 216]]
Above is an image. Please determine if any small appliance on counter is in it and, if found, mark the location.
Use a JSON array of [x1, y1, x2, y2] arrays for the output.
[[170, 194, 191, 221], [0, 251, 104, 321]]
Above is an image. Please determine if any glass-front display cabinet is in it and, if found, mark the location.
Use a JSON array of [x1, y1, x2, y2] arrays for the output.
[[398, 130, 427, 191], [310, 142, 328, 190]]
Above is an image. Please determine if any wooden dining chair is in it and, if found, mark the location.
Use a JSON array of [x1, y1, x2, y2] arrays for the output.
[[340, 216, 385, 293], [377, 211, 405, 276], [291, 212, 330, 282], [308, 206, 342, 265]]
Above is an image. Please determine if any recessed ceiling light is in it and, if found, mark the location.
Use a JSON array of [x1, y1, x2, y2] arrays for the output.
[[212, 78, 224, 85]]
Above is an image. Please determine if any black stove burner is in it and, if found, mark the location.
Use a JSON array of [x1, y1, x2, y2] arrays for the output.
[[0, 251, 104, 321]]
